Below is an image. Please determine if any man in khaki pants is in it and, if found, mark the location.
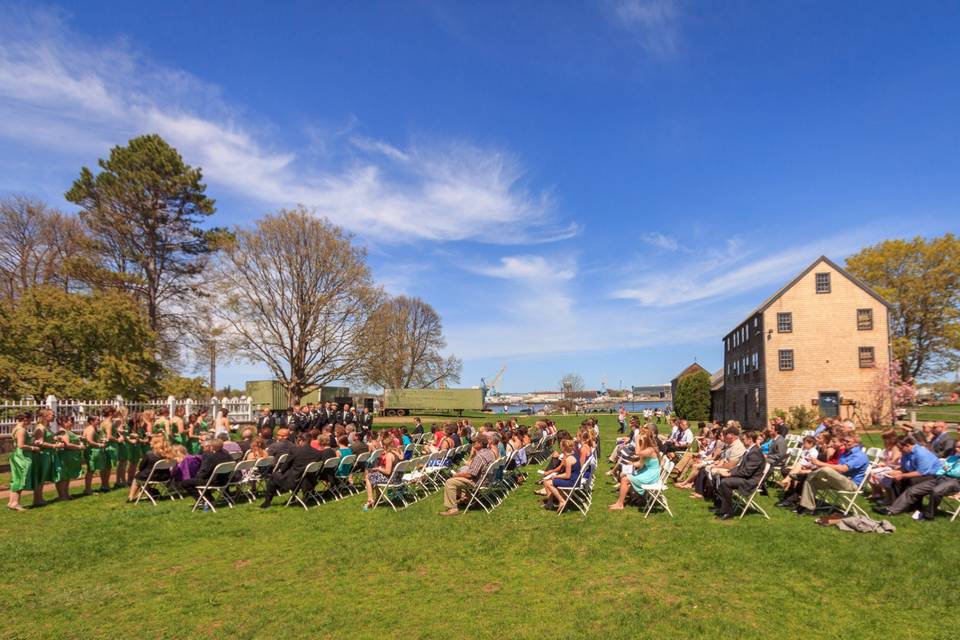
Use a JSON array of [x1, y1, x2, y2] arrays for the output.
[[439, 434, 497, 516], [797, 434, 870, 515]]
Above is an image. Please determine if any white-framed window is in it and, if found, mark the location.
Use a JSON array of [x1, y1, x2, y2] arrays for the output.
[[815, 272, 831, 294], [779, 349, 794, 371], [859, 346, 876, 368], [857, 308, 873, 331], [777, 312, 792, 333]]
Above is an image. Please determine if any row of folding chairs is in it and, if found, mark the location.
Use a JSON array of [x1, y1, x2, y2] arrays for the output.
[[373, 444, 474, 510], [461, 445, 537, 514]]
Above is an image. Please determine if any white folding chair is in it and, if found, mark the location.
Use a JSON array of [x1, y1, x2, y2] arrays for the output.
[[285, 461, 324, 510], [830, 463, 874, 516], [945, 493, 960, 522], [641, 458, 675, 518], [734, 462, 772, 519], [332, 454, 357, 499], [462, 458, 504, 514], [556, 455, 597, 516], [373, 459, 413, 511], [317, 457, 341, 504], [134, 459, 180, 505], [191, 461, 237, 513], [227, 459, 257, 503]]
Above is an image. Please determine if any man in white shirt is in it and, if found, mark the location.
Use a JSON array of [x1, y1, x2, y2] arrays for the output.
[[661, 419, 693, 457]]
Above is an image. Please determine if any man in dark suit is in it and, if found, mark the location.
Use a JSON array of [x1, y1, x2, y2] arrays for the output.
[[715, 431, 766, 520], [181, 439, 234, 497], [256, 406, 276, 433], [266, 428, 295, 458], [360, 408, 374, 431], [930, 422, 957, 458], [342, 403, 355, 425], [260, 432, 325, 507]]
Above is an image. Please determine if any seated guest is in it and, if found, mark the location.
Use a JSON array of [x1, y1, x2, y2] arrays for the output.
[[675, 428, 719, 487], [766, 423, 788, 472], [926, 440, 960, 520], [715, 431, 766, 519], [237, 428, 255, 454], [126, 434, 173, 502], [776, 436, 819, 506], [180, 439, 234, 497], [260, 432, 326, 508], [363, 440, 401, 510], [218, 432, 242, 456], [867, 429, 901, 503], [438, 434, 496, 516], [170, 444, 202, 484], [266, 428, 294, 458], [608, 428, 661, 511], [929, 422, 957, 458], [796, 434, 869, 515], [243, 437, 269, 461], [690, 426, 744, 500], [876, 435, 943, 517], [542, 439, 579, 511], [258, 425, 274, 447], [660, 419, 693, 457]]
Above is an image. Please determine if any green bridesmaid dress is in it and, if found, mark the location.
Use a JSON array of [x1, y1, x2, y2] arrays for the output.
[[33, 427, 60, 484], [9, 425, 34, 492], [85, 425, 105, 474], [126, 423, 142, 465], [58, 430, 84, 481], [103, 420, 119, 467], [115, 420, 129, 464]]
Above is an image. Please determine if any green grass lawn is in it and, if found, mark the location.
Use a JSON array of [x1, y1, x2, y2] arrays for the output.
[[905, 403, 960, 422], [1, 414, 955, 639]]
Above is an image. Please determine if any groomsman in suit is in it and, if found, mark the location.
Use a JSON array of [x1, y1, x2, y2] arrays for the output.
[[359, 407, 374, 432], [256, 406, 276, 433]]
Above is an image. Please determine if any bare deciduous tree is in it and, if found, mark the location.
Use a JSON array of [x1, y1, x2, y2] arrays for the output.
[[358, 295, 461, 390], [0, 196, 90, 300], [214, 207, 378, 404], [559, 372, 585, 398]]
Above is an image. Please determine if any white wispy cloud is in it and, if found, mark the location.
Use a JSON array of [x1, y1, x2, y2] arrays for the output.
[[640, 231, 679, 251], [0, 7, 577, 245], [468, 255, 576, 282], [610, 0, 682, 57], [612, 229, 895, 308]]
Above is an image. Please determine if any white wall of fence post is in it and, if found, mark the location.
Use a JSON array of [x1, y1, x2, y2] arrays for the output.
[[46, 394, 58, 415]]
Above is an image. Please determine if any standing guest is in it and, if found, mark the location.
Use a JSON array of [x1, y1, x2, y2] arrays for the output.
[[155, 408, 171, 440], [55, 416, 85, 501], [411, 417, 424, 434], [715, 431, 766, 519], [256, 406, 276, 434], [7, 415, 39, 511], [617, 405, 627, 434], [114, 408, 130, 489], [796, 434, 869, 515], [32, 409, 62, 506], [99, 409, 119, 491], [171, 406, 187, 447], [123, 409, 142, 485], [438, 434, 496, 516], [126, 434, 173, 502], [185, 414, 203, 455], [876, 436, 943, 517], [360, 407, 375, 435]]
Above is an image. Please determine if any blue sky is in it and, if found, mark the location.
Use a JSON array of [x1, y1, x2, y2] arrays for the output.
[[1, 1, 958, 392]]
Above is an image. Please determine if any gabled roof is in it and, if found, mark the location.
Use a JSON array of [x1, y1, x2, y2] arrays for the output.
[[710, 368, 724, 391], [724, 255, 891, 339], [671, 362, 708, 383]]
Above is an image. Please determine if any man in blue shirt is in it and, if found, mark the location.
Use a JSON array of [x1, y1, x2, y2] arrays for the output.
[[813, 418, 832, 437], [926, 441, 960, 519], [797, 434, 869, 514], [877, 435, 944, 517]]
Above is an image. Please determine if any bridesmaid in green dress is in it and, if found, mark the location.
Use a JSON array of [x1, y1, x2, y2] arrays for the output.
[[114, 408, 129, 489], [55, 416, 86, 500], [7, 415, 40, 511], [83, 416, 106, 495], [171, 406, 187, 447], [186, 413, 202, 454], [32, 409, 62, 507], [124, 410, 142, 486], [155, 408, 171, 441], [99, 409, 117, 492]]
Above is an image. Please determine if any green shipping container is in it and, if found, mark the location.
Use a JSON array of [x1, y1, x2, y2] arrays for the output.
[[245, 381, 346, 410], [382, 388, 483, 416]]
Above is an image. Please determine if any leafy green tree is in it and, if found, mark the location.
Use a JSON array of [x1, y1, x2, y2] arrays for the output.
[[64, 134, 218, 353], [846, 233, 960, 379], [674, 370, 711, 421], [0, 286, 161, 399]]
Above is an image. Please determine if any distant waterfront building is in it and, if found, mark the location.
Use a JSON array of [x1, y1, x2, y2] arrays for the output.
[[718, 256, 891, 428], [631, 384, 671, 399]]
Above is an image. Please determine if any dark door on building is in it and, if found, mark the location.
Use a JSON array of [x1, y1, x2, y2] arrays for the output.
[[819, 392, 839, 418]]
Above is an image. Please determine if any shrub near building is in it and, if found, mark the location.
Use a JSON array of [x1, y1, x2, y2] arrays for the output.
[[674, 370, 711, 421]]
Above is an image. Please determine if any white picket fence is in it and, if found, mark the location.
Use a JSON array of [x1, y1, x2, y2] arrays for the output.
[[0, 395, 255, 437]]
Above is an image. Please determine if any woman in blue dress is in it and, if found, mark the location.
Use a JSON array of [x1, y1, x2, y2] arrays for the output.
[[543, 439, 580, 511], [609, 427, 661, 511]]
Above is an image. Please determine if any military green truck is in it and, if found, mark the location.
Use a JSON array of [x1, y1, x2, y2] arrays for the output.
[[381, 388, 484, 416], [245, 380, 350, 410]]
